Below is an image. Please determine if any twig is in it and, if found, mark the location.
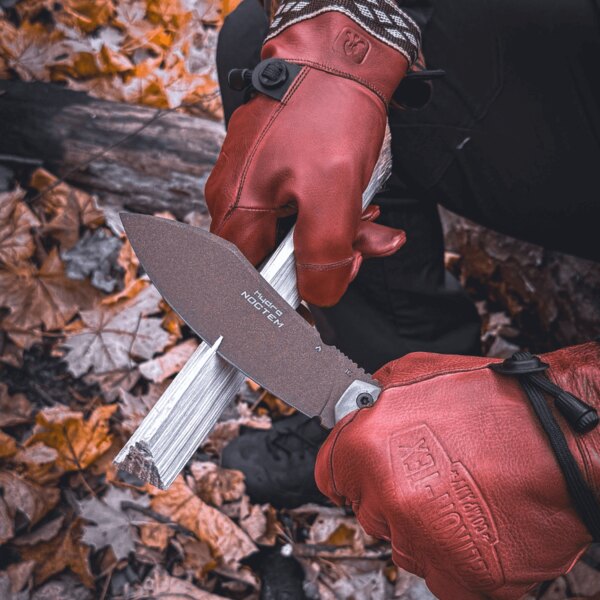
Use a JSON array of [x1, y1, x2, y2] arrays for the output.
[[121, 501, 196, 538]]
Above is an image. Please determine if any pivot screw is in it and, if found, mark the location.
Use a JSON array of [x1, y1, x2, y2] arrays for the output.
[[356, 393, 374, 409]]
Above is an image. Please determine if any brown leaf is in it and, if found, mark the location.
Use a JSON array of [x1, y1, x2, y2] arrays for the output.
[[0, 20, 66, 81], [138, 338, 198, 382], [0, 383, 32, 428], [0, 471, 60, 544], [150, 476, 256, 566], [117, 237, 139, 289], [26, 405, 117, 471], [189, 461, 245, 507], [202, 404, 271, 455], [0, 560, 35, 596], [0, 431, 17, 459], [30, 169, 104, 249], [239, 497, 279, 546], [12, 515, 65, 547], [117, 383, 165, 434], [0, 248, 99, 347], [139, 522, 172, 551], [54, 0, 115, 33], [13, 443, 62, 484], [180, 536, 217, 579], [132, 566, 226, 599], [19, 519, 95, 587], [63, 283, 172, 376], [0, 187, 40, 267]]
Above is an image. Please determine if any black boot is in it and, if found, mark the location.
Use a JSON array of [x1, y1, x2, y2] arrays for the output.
[[221, 413, 328, 508]]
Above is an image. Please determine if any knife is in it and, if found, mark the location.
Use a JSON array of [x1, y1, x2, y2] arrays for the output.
[[114, 127, 392, 488]]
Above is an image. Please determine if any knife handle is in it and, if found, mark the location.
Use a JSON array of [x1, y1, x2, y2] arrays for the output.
[[114, 126, 393, 489]]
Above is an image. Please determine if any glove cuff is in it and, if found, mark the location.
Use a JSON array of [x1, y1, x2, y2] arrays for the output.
[[265, 0, 421, 66]]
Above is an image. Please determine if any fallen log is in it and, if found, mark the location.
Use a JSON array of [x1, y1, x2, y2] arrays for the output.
[[0, 80, 224, 218]]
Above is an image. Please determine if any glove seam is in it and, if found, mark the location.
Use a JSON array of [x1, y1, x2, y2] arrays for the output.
[[298, 257, 354, 271], [381, 364, 493, 391], [218, 67, 309, 231], [278, 58, 389, 105]]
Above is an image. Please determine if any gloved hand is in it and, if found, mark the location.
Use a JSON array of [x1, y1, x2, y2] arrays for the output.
[[315, 342, 600, 600], [205, 0, 421, 306]]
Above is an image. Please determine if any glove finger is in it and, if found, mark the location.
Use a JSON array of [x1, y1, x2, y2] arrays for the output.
[[210, 206, 279, 267], [354, 220, 406, 259], [293, 189, 363, 306], [361, 205, 381, 222]]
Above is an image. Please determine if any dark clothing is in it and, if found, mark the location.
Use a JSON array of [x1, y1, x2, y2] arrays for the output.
[[218, 0, 600, 373]]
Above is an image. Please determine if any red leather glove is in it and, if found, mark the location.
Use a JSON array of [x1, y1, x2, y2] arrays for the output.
[[315, 342, 600, 600], [205, 0, 421, 306]]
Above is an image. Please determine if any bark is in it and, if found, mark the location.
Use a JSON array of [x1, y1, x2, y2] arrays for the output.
[[0, 80, 224, 218], [441, 208, 600, 351]]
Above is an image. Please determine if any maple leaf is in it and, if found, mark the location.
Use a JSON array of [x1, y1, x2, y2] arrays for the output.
[[19, 519, 95, 587], [78, 486, 149, 560], [63, 283, 171, 376], [26, 404, 117, 471], [118, 383, 165, 434], [0, 471, 60, 544], [150, 476, 256, 566], [138, 338, 197, 382], [0, 20, 66, 81], [0, 247, 99, 347], [54, 0, 115, 34], [0, 187, 40, 267], [30, 169, 104, 250]]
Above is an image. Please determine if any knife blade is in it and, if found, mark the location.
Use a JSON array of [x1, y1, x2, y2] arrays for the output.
[[114, 126, 392, 488], [120, 213, 380, 428]]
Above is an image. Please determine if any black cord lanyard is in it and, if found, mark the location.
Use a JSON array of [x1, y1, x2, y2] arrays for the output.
[[490, 351, 600, 541]]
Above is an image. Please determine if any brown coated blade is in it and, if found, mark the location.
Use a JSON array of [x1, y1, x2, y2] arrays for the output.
[[120, 213, 375, 427]]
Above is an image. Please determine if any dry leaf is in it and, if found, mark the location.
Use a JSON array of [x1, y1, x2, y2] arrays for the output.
[[0, 248, 99, 347], [0, 383, 32, 428], [0, 187, 40, 267], [239, 498, 279, 546], [0, 471, 60, 544], [0, 20, 66, 81], [308, 512, 376, 553], [138, 338, 198, 382], [132, 566, 226, 599], [0, 559, 35, 598], [118, 383, 165, 434], [14, 443, 62, 485], [63, 283, 171, 376], [189, 461, 245, 507], [19, 519, 95, 588], [150, 476, 256, 566], [26, 405, 117, 471], [0, 431, 17, 459], [180, 536, 217, 579], [78, 486, 149, 560], [139, 522, 172, 551], [30, 169, 104, 249], [117, 237, 139, 288], [54, 0, 116, 33], [12, 516, 65, 547]]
